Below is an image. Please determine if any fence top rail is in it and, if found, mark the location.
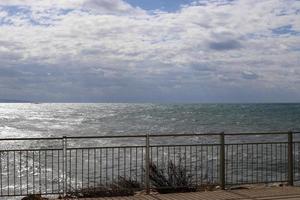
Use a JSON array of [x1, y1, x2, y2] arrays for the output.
[[67, 132, 222, 139], [0, 131, 299, 141], [0, 133, 218, 141], [225, 131, 294, 136], [0, 141, 295, 151]]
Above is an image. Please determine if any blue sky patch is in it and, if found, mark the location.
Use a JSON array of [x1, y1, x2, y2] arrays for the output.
[[125, 0, 195, 12], [272, 25, 300, 35], [125, 0, 236, 12], [1, 5, 29, 15]]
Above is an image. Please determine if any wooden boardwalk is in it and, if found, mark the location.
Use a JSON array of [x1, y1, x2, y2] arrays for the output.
[[75, 186, 300, 200]]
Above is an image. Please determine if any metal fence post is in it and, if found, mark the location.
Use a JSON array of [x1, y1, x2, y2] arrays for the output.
[[288, 131, 294, 186], [220, 132, 225, 189], [62, 136, 67, 196], [145, 134, 150, 194]]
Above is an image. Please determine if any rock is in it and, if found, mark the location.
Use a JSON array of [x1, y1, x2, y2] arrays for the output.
[[229, 186, 249, 190], [270, 183, 285, 187]]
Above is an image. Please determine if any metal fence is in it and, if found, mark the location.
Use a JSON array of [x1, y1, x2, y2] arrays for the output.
[[0, 131, 300, 197]]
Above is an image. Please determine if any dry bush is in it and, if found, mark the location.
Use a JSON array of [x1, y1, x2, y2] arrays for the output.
[[67, 176, 142, 198], [148, 160, 197, 193]]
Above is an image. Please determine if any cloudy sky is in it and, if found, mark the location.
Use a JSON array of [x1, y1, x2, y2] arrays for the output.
[[0, 0, 299, 103]]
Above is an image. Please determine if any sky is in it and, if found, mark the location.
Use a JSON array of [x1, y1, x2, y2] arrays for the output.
[[0, 0, 299, 103]]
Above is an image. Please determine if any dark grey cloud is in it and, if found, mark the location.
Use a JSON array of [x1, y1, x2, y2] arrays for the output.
[[81, 48, 104, 56], [208, 39, 242, 51], [0, 51, 22, 61], [0, 67, 21, 77], [190, 62, 217, 72], [241, 71, 259, 80]]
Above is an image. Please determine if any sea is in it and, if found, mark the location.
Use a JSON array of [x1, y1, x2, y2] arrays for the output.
[[1, 103, 300, 138]]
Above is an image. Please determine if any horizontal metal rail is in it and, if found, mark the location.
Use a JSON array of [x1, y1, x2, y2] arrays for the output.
[[1, 131, 300, 141]]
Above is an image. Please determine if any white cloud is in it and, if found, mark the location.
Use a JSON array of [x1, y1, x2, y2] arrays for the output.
[[0, 9, 7, 18], [0, 0, 300, 102], [82, 0, 145, 15], [0, 0, 83, 8], [0, 0, 144, 15]]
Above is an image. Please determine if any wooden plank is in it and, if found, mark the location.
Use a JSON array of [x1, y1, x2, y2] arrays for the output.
[[169, 193, 199, 200], [81, 187, 300, 200]]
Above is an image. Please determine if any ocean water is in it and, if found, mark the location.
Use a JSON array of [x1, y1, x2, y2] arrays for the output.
[[0, 103, 300, 199], [0, 103, 300, 139], [0, 103, 299, 150]]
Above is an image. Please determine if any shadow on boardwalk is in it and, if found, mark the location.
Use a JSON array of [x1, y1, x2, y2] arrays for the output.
[[77, 186, 300, 200]]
